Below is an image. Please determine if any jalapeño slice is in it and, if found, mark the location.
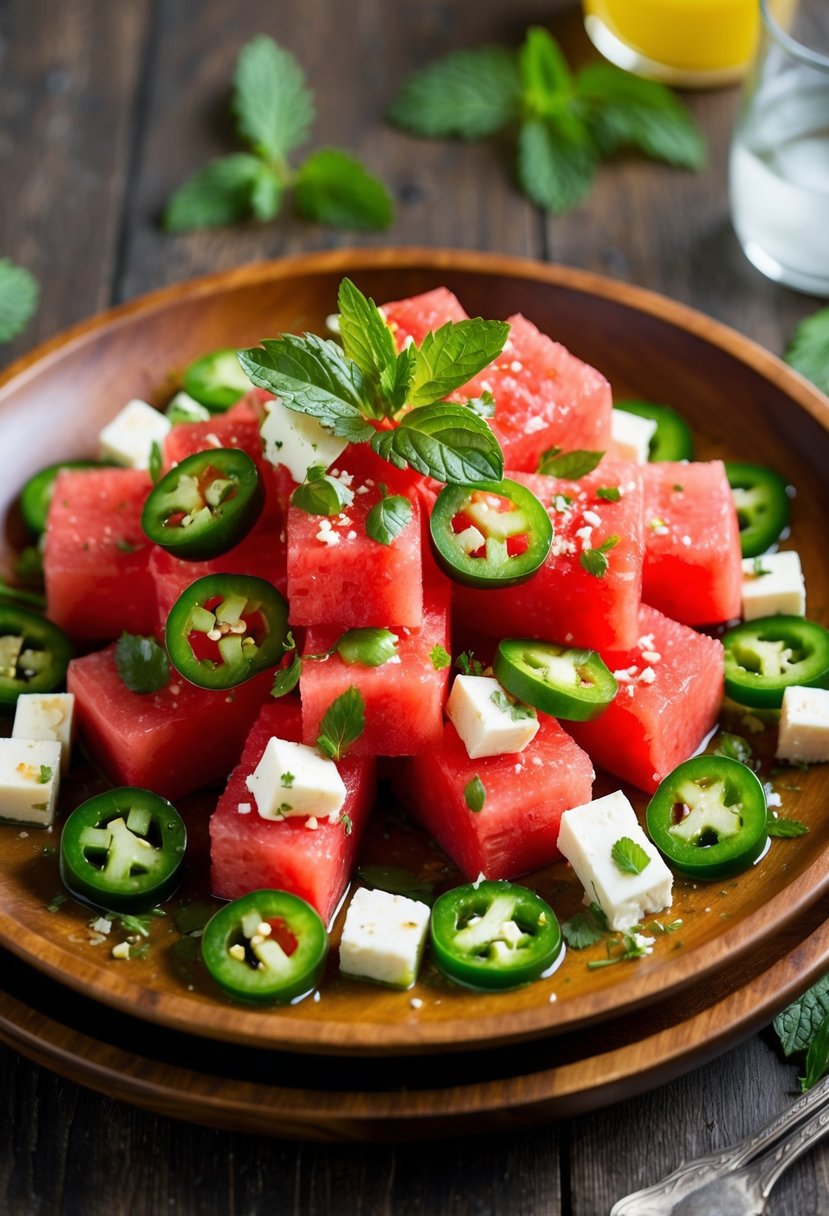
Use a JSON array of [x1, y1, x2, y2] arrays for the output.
[[201, 890, 328, 1004], [430, 880, 562, 990], [430, 479, 552, 589], [0, 605, 72, 707], [723, 615, 829, 708], [614, 400, 694, 462], [646, 756, 767, 880], [60, 787, 187, 912], [166, 573, 289, 690], [141, 448, 264, 560], [494, 638, 618, 721], [20, 460, 114, 535], [725, 461, 790, 558], [182, 348, 252, 411]]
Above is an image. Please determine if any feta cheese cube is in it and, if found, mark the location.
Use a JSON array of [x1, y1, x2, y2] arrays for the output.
[[339, 887, 431, 988], [12, 692, 75, 774], [260, 399, 348, 482], [0, 738, 62, 826], [611, 409, 657, 464], [557, 790, 673, 931], [98, 399, 171, 469], [245, 736, 346, 820], [741, 551, 806, 620], [446, 674, 539, 759], [165, 391, 211, 424], [777, 686, 829, 764]]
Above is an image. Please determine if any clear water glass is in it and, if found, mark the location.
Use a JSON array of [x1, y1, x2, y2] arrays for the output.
[[729, 0, 829, 296]]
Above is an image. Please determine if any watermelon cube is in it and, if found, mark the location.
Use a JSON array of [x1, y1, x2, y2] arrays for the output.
[[568, 605, 725, 794], [44, 467, 156, 640], [300, 570, 452, 756], [396, 715, 595, 881], [642, 461, 743, 625], [209, 700, 376, 925], [381, 287, 468, 346], [67, 645, 271, 800], [451, 462, 645, 652]]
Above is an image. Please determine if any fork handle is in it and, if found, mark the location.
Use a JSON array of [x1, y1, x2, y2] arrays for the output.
[[726, 1072, 829, 1169], [751, 1090, 829, 1196]]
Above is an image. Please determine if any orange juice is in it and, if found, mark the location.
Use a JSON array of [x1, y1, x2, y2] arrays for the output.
[[583, 0, 760, 86]]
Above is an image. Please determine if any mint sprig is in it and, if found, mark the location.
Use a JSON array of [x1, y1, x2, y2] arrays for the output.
[[371, 402, 503, 484], [291, 465, 355, 516], [389, 26, 705, 216], [784, 307, 829, 396], [538, 447, 605, 479], [0, 258, 39, 343], [165, 36, 392, 233]]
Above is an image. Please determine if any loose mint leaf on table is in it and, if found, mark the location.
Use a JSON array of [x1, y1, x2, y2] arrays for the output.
[[291, 464, 354, 516], [407, 319, 510, 406], [365, 489, 413, 546], [249, 163, 284, 222], [371, 402, 504, 485], [114, 633, 169, 695], [233, 34, 315, 161], [465, 389, 496, 419], [316, 686, 365, 761], [784, 307, 829, 396], [387, 46, 522, 139], [575, 65, 706, 169], [562, 901, 608, 949], [164, 154, 266, 232], [801, 1011, 829, 1092], [294, 150, 393, 232], [518, 118, 597, 214], [519, 26, 573, 116], [774, 974, 829, 1056], [0, 258, 40, 343]]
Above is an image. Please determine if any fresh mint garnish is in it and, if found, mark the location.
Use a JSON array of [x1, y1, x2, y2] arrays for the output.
[[291, 464, 355, 515], [389, 26, 704, 216], [429, 644, 452, 671], [0, 258, 39, 343], [316, 686, 365, 761], [365, 487, 413, 546], [371, 401, 503, 485], [538, 447, 605, 479], [784, 306, 829, 396], [587, 930, 653, 969], [580, 535, 620, 579], [491, 689, 536, 721], [611, 836, 650, 876], [596, 486, 621, 502], [114, 633, 170, 695], [464, 775, 486, 812], [270, 653, 302, 698], [336, 627, 399, 667], [775, 974, 829, 1056], [165, 36, 392, 234], [280, 772, 295, 788], [455, 650, 485, 676], [766, 813, 809, 838], [751, 556, 772, 577]]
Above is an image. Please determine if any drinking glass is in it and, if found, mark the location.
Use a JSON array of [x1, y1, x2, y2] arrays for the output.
[[729, 0, 829, 296]]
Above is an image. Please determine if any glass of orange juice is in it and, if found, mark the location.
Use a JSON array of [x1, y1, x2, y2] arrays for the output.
[[582, 0, 760, 88]]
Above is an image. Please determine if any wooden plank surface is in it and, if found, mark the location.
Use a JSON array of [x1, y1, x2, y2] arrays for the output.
[[1, 0, 827, 1212]]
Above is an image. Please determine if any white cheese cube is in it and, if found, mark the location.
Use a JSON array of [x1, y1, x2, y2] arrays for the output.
[[339, 887, 431, 988], [611, 409, 657, 464], [557, 790, 673, 931], [0, 738, 62, 827], [12, 693, 75, 774], [245, 736, 346, 820], [260, 399, 348, 482], [741, 551, 806, 620], [777, 686, 829, 764], [98, 399, 171, 469], [445, 674, 539, 759], [165, 391, 211, 423]]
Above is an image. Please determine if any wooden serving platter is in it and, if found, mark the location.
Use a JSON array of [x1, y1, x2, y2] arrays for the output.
[[0, 249, 828, 1058]]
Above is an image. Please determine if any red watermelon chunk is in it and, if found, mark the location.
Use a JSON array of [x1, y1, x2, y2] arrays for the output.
[[44, 467, 156, 640], [300, 570, 451, 756], [209, 700, 376, 924], [67, 645, 271, 800], [451, 462, 644, 652], [568, 605, 724, 794], [381, 287, 468, 346], [642, 461, 742, 626], [396, 715, 595, 881], [287, 445, 424, 629]]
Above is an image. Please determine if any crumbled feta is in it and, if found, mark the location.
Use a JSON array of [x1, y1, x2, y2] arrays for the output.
[[611, 409, 656, 464], [777, 686, 829, 764], [245, 737, 346, 820], [260, 399, 347, 481], [446, 674, 539, 759], [339, 887, 431, 988], [98, 399, 171, 469]]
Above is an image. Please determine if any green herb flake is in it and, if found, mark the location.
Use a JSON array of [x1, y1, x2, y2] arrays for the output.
[[465, 389, 496, 419], [291, 464, 354, 516], [491, 689, 537, 722], [714, 732, 754, 767], [114, 538, 141, 555], [316, 686, 365, 761], [464, 775, 486, 813], [538, 447, 604, 479], [752, 556, 772, 577], [454, 650, 484, 677], [37, 765, 52, 785], [551, 493, 573, 513], [149, 440, 163, 486], [47, 892, 67, 914], [114, 633, 170, 695], [341, 813, 353, 837], [610, 836, 651, 876], [365, 491, 413, 546], [561, 901, 608, 949], [429, 644, 452, 671], [280, 772, 295, 788], [270, 653, 302, 698], [672, 484, 684, 493], [587, 930, 653, 969], [580, 535, 620, 579], [0, 258, 40, 343], [595, 485, 621, 502], [766, 812, 809, 838]]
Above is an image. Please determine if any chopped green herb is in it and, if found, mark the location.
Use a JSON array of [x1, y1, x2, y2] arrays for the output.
[[751, 556, 772, 577], [714, 732, 754, 766], [429, 643, 452, 671], [291, 464, 354, 516], [766, 813, 809, 838], [464, 775, 486, 812], [46, 891, 66, 913], [580, 535, 620, 579], [341, 813, 353, 836], [455, 650, 484, 676], [587, 930, 653, 969], [551, 493, 573, 512], [561, 901, 608, 949], [491, 689, 536, 721], [270, 653, 302, 698], [37, 765, 52, 785], [465, 389, 496, 419], [672, 483, 684, 492], [596, 485, 621, 502], [610, 836, 651, 876], [281, 772, 295, 788], [538, 447, 604, 479], [114, 538, 141, 555], [648, 918, 683, 935], [114, 633, 170, 695], [316, 686, 365, 761]]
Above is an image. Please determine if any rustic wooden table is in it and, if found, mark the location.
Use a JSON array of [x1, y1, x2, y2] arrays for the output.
[[1, 1, 828, 1212]]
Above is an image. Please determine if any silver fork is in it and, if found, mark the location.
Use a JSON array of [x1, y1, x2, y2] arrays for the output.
[[611, 1073, 829, 1215]]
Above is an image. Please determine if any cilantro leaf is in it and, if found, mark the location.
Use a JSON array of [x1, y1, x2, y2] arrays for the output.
[[785, 307, 829, 396], [519, 26, 573, 119], [387, 46, 522, 139], [163, 154, 264, 232], [580, 535, 620, 579], [0, 258, 39, 343], [365, 492, 413, 546], [775, 974, 829, 1056], [371, 402, 504, 485], [291, 464, 354, 516], [316, 686, 365, 760], [464, 775, 486, 812], [455, 650, 484, 676], [766, 813, 809, 838], [407, 319, 510, 406], [336, 628, 399, 667], [337, 278, 409, 411], [238, 333, 375, 441], [537, 448, 605, 478], [611, 836, 651, 876], [270, 653, 302, 698], [294, 149, 393, 231], [114, 633, 170, 695], [430, 644, 452, 671], [517, 117, 598, 215], [562, 902, 608, 949], [233, 35, 314, 161]]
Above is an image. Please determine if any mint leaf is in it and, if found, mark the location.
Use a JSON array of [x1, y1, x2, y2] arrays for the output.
[[357, 864, 436, 906], [291, 464, 354, 516], [576, 65, 705, 170], [801, 1010, 829, 1091], [611, 836, 651, 876], [336, 628, 399, 667], [371, 402, 504, 485], [580, 535, 620, 579], [464, 775, 486, 812], [294, 149, 393, 231], [562, 901, 608, 949], [455, 650, 484, 676], [316, 686, 365, 760], [365, 491, 412, 546], [408, 319, 510, 406], [596, 486, 621, 502], [785, 307, 829, 396], [517, 117, 597, 215], [337, 278, 405, 410], [430, 644, 452, 671], [238, 334, 375, 441], [538, 448, 605, 478], [270, 653, 302, 698], [233, 35, 314, 161], [766, 813, 809, 838], [491, 689, 536, 722], [163, 154, 263, 232], [249, 163, 283, 221], [519, 26, 572, 119], [388, 46, 522, 139], [775, 975, 829, 1056], [114, 633, 170, 695], [0, 258, 39, 343]]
